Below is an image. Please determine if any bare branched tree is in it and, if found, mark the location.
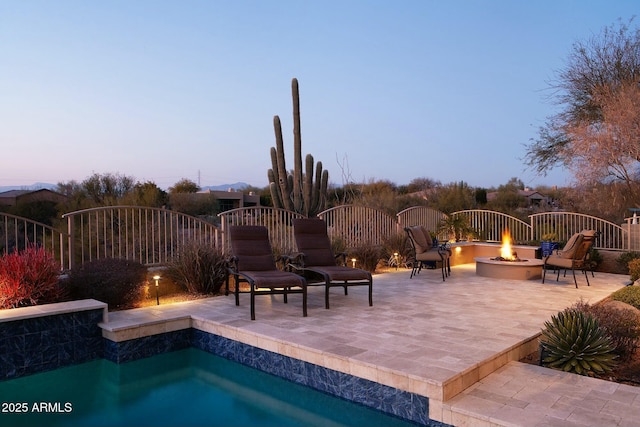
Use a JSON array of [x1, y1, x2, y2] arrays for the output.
[[525, 18, 640, 206]]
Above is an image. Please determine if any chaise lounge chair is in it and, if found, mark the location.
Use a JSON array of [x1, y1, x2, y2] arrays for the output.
[[404, 225, 450, 281], [290, 218, 373, 309], [227, 225, 307, 320], [542, 230, 597, 288]]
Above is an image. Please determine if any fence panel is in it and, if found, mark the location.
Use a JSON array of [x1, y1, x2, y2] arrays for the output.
[[62, 206, 220, 268], [397, 206, 447, 239], [218, 207, 305, 255], [452, 210, 532, 243], [529, 212, 624, 250], [318, 205, 398, 248], [0, 213, 66, 270]]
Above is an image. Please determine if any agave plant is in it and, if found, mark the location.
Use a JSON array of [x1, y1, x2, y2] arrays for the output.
[[540, 308, 617, 376]]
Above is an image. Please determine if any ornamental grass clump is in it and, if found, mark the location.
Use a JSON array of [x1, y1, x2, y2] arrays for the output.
[[348, 243, 383, 273], [0, 245, 64, 309], [381, 232, 410, 268], [540, 308, 617, 376], [165, 241, 227, 295]]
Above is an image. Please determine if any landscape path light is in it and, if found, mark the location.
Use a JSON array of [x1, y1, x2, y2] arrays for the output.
[[153, 275, 161, 305]]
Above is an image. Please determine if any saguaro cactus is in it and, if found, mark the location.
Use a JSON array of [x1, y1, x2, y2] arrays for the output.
[[268, 78, 329, 217]]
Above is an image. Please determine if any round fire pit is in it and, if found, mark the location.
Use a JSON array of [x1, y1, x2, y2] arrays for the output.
[[474, 256, 544, 280]]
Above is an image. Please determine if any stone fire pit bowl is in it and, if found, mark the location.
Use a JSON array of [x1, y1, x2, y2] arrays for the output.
[[474, 256, 544, 280]]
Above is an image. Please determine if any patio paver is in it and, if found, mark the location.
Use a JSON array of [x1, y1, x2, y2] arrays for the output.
[[102, 263, 636, 426]]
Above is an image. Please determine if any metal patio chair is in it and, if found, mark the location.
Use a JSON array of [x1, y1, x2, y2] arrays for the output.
[[404, 225, 450, 281], [227, 225, 307, 320], [542, 230, 597, 288], [290, 218, 373, 309]]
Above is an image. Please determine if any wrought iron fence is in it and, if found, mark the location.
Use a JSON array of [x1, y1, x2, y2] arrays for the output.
[[217, 207, 305, 255], [453, 210, 532, 243], [1, 206, 635, 272], [529, 212, 624, 250], [0, 213, 66, 269], [397, 206, 448, 239], [61, 206, 221, 269], [318, 205, 398, 248]]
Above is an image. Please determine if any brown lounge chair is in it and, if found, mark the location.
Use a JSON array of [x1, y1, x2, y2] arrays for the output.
[[404, 225, 450, 281], [290, 218, 373, 309], [542, 230, 597, 288], [227, 225, 307, 320]]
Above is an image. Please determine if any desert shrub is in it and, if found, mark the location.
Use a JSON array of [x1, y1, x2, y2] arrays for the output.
[[0, 245, 64, 309], [617, 251, 640, 274], [165, 241, 227, 295], [610, 286, 640, 310], [540, 308, 617, 376], [589, 302, 640, 361], [629, 259, 640, 281], [66, 258, 147, 310], [586, 248, 603, 272], [381, 232, 410, 267], [330, 235, 348, 257], [348, 243, 383, 273]]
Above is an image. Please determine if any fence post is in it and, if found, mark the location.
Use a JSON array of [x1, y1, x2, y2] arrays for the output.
[[530, 216, 534, 243], [67, 215, 75, 270]]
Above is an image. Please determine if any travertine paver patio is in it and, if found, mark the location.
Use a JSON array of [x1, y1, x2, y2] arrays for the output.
[[102, 263, 640, 426]]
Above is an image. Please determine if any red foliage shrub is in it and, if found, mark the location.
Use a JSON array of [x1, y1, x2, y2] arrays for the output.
[[0, 245, 63, 309]]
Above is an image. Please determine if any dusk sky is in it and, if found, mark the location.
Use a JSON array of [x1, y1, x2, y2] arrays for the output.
[[1, 1, 638, 191]]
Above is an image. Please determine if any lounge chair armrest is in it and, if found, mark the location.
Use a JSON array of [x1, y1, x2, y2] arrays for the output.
[[227, 256, 239, 273], [335, 252, 348, 266], [280, 254, 299, 271], [287, 252, 307, 269]]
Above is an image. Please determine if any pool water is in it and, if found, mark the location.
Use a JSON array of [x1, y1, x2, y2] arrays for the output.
[[0, 348, 418, 427]]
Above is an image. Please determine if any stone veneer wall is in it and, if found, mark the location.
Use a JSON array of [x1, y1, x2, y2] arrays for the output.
[[0, 300, 107, 381]]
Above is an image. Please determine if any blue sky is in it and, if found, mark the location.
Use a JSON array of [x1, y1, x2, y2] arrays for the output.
[[1, 1, 637, 191]]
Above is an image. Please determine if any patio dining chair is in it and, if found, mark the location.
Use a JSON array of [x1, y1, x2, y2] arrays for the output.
[[404, 225, 450, 281], [227, 225, 307, 320], [542, 230, 597, 288], [290, 218, 373, 309]]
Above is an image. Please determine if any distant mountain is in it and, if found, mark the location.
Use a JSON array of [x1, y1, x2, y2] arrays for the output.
[[200, 182, 250, 191], [0, 183, 57, 193]]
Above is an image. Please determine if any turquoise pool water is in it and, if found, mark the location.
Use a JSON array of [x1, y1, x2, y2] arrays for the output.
[[0, 348, 418, 427]]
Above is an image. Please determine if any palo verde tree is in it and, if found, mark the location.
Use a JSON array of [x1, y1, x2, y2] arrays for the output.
[[268, 78, 329, 217], [168, 178, 200, 194], [525, 18, 640, 215]]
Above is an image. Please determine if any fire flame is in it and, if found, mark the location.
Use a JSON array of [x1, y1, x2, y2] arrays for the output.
[[500, 230, 515, 260]]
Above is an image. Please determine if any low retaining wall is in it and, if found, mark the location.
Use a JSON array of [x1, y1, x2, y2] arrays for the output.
[[0, 300, 107, 381]]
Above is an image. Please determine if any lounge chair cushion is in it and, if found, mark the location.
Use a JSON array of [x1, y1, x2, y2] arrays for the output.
[[305, 265, 371, 281], [409, 226, 431, 254], [558, 233, 583, 259], [544, 256, 575, 269], [292, 218, 337, 266], [236, 270, 306, 289], [230, 226, 277, 271], [580, 229, 596, 239], [420, 226, 434, 247]]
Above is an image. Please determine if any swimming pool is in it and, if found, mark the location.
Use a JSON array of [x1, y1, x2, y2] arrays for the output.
[[0, 347, 419, 427]]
